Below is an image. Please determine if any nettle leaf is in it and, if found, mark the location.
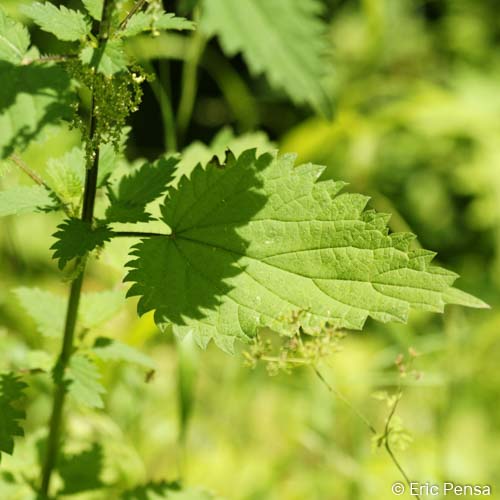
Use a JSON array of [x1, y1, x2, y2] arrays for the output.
[[51, 219, 113, 269], [173, 127, 274, 187], [14, 287, 66, 338], [82, 0, 103, 21], [0, 7, 30, 64], [21, 2, 91, 42], [80, 290, 125, 329], [92, 337, 155, 369], [121, 11, 195, 38], [14, 287, 126, 338], [0, 373, 27, 462], [201, 0, 330, 112], [106, 157, 178, 223], [67, 354, 105, 408], [58, 443, 104, 494], [80, 39, 128, 77], [0, 186, 56, 216], [125, 150, 486, 353], [47, 147, 85, 202]]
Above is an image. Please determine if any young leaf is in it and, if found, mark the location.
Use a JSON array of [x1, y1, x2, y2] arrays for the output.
[[58, 443, 104, 494], [46, 147, 85, 203], [51, 219, 113, 269], [121, 11, 195, 38], [92, 337, 155, 369], [67, 355, 105, 408], [105, 156, 178, 223], [82, 0, 103, 21], [80, 289, 125, 330], [14, 287, 66, 338], [0, 7, 30, 64], [201, 0, 330, 112], [0, 373, 27, 462], [80, 39, 128, 77], [0, 186, 56, 217], [21, 2, 91, 42], [125, 150, 483, 353]]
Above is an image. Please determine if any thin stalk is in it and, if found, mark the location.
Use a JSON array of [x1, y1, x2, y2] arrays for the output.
[[39, 1, 113, 496], [145, 61, 177, 152], [177, 9, 206, 145], [313, 368, 421, 500], [158, 61, 177, 152], [111, 231, 169, 238], [9, 154, 71, 216]]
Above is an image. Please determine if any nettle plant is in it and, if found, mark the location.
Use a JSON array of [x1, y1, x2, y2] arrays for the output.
[[0, 0, 489, 498]]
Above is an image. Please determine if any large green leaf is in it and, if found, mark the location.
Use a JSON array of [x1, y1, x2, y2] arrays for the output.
[[201, 0, 330, 112], [125, 150, 485, 353], [173, 127, 273, 187]]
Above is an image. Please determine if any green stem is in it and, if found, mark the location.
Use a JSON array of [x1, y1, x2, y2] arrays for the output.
[[39, 269, 85, 497], [39, 1, 113, 496], [146, 61, 177, 152], [177, 9, 206, 145]]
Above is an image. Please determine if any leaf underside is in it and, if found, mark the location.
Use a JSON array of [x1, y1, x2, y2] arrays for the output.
[[125, 149, 484, 353]]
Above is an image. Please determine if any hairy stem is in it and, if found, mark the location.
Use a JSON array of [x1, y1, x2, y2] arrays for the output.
[[39, 269, 84, 496], [39, 1, 113, 496]]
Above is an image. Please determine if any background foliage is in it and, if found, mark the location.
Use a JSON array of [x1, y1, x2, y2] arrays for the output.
[[1, 0, 499, 498]]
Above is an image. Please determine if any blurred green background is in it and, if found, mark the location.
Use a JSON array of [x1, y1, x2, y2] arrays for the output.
[[1, 0, 499, 498]]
